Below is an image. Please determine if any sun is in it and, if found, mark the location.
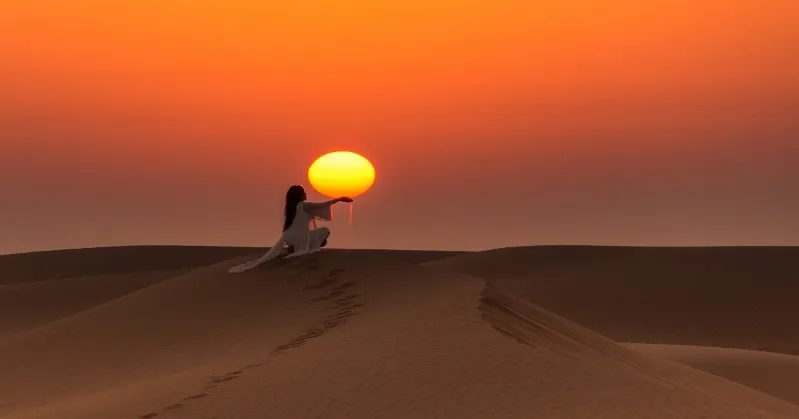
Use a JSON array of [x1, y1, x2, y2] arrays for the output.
[[308, 151, 376, 199]]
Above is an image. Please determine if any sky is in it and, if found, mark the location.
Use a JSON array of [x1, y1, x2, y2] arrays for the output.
[[1, 0, 798, 254]]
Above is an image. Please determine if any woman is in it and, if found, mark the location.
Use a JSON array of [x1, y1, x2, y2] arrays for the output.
[[228, 185, 353, 274]]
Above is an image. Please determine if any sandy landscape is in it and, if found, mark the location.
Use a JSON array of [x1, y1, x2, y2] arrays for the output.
[[0, 245, 797, 418]]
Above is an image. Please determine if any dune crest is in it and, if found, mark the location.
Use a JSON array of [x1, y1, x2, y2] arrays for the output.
[[1, 247, 797, 418], [432, 245, 799, 354], [629, 343, 799, 406]]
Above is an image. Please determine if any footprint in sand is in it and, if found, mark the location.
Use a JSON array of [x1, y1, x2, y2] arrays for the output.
[[207, 370, 242, 386], [298, 327, 326, 339], [303, 268, 346, 289], [333, 281, 355, 290], [183, 393, 209, 401], [310, 293, 334, 302], [327, 310, 357, 321], [333, 301, 363, 311], [322, 319, 347, 329], [242, 361, 265, 370], [302, 277, 337, 291]]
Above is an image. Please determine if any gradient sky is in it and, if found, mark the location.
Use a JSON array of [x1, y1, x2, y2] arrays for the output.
[[2, 0, 798, 254]]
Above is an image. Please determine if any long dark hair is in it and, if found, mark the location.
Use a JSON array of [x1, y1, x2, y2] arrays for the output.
[[283, 185, 306, 231]]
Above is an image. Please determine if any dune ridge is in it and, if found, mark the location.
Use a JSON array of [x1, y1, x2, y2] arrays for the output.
[[0, 246, 261, 285], [432, 245, 799, 354], [0, 246, 797, 418], [0, 269, 186, 341], [480, 283, 668, 373], [628, 343, 799, 406]]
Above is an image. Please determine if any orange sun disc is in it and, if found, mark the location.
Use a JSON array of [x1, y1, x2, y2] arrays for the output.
[[308, 151, 376, 198]]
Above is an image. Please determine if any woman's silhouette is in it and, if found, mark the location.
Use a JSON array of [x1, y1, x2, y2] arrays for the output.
[[228, 185, 352, 273], [282, 185, 352, 255]]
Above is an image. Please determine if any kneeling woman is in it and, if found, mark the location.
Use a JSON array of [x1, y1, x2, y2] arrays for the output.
[[229, 185, 352, 274]]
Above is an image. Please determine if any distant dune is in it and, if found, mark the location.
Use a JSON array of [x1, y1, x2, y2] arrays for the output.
[[432, 246, 799, 353], [0, 246, 463, 284], [0, 245, 797, 418], [0, 246, 260, 285], [627, 343, 799, 406]]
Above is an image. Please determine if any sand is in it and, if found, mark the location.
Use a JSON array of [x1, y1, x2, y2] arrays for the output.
[[0, 269, 186, 340], [0, 245, 797, 418], [628, 343, 799, 406], [432, 246, 799, 353]]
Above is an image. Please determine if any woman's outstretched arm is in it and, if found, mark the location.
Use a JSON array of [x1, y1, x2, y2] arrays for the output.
[[305, 197, 353, 208], [302, 197, 353, 220], [321, 197, 354, 205]]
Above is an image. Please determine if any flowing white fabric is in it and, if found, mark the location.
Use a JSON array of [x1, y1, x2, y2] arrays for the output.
[[228, 201, 334, 274]]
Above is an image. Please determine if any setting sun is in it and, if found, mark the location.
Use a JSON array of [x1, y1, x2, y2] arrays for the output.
[[308, 151, 376, 199]]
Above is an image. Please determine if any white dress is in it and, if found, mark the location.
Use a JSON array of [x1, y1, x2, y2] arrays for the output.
[[228, 201, 334, 274]]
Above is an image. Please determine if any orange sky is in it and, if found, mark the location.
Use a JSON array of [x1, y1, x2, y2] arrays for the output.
[[2, 0, 798, 254]]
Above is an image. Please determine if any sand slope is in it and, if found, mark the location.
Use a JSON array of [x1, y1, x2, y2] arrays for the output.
[[431, 246, 799, 353], [0, 246, 261, 285], [0, 269, 185, 340], [0, 246, 464, 285], [1, 248, 797, 418], [629, 343, 799, 406]]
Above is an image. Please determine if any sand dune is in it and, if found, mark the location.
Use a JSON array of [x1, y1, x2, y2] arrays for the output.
[[1, 246, 797, 418], [0, 255, 332, 411], [0, 246, 461, 284], [628, 343, 799, 406], [0, 246, 260, 285], [0, 269, 185, 340], [432, 246, 799, 353]]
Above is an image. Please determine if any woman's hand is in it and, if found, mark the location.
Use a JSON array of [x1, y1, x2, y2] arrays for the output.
[[338, 197, 354, 203]]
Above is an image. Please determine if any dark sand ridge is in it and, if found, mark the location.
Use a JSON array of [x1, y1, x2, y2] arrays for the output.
[[430, 245, 799, 354], [0, 246, 463, 284], [0, 246, 797, 418], [428, 246, 799, 407]]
